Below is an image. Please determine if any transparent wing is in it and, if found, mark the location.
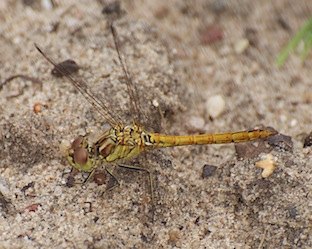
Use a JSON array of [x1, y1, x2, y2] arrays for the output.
[[35, 43, 122, 127], [109, 22, 145, 127]]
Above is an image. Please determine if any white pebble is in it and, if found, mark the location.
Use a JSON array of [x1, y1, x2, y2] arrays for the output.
[[234, 38, 249, 54], [290, 119, 297, 127], [54, 186, 63, 196], [0, 177, 10, 196], [280, 115, 287, 123], [42, 0, 53, 10], [188, 116, 205, 130], [206, 95, 226, 119], [152, 99, 159, 107]]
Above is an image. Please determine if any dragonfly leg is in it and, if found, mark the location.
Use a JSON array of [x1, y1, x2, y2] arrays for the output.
[[62, 167, 85, 187], [117, 163, 155, 220], [83, 168, 96, 184], [83, 160, 100, 184], [104, 167, 120, 192], [63, 167, 96, 186]]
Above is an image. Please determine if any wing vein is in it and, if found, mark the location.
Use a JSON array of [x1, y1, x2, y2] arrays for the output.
[[35, 43, 122, 127]]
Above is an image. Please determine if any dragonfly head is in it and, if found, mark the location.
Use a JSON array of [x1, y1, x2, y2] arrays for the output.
[[66, 136, 94, 171]]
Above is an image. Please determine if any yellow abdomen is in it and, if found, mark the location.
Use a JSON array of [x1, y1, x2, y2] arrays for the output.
[[147, 128, 277, 148]]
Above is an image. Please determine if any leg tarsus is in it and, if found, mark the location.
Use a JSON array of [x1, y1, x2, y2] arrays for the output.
[[105, 167, 120, 192], [117, 163, 155, 221], [83, 168, 96, 184]]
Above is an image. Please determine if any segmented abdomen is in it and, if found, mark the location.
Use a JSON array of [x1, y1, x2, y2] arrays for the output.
[[147, 128, 277, 148]]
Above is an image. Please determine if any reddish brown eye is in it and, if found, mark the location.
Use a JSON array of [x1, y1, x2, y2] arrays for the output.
[[74, 147, 88, 165], [72, 136, 84, 150]]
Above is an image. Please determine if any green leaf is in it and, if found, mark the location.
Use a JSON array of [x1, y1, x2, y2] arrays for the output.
[[276, 17, 312, 67]]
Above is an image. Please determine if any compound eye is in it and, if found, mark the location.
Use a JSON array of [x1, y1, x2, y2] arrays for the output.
[[74, 147, 88, 166], [72, 136, 84, 150]]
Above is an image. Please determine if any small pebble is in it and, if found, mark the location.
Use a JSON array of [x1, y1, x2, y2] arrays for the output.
[[42, 0, 53, 10], [188, 116, 205, 130], [280, 114, 287, 123], [51, 59, 80, 78], [290, 119, 297, 127], [0, 177, 10, 196], [33, 101, 44, 114], [255, 154, 278, 178], [267, 133, 293, 152], [234, 38, 249, 54], [54, 186, 63, 196], [206, 95, 226, 119], [202, 165, 217, 178], [152, 99, 159, 107]]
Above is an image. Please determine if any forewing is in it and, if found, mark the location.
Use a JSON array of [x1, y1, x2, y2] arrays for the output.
[[35, 43, 122, 127]]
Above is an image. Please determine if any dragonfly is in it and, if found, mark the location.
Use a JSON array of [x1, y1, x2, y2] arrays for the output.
[[35, 23, 277, 213]]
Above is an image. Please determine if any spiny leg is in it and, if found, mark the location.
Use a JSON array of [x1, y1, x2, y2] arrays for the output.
[[117, 163, 155, 220], [83, 168, 96, 184], [62, 168, 96, 187], [104, 167, 120, 192], [83, 160, 101, 183]]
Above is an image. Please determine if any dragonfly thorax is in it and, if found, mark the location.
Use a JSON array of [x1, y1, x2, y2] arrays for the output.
[[66, 125, 150, 172]]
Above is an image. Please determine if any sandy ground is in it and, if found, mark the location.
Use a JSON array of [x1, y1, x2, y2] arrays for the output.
[[0, 0, 311, 248]]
